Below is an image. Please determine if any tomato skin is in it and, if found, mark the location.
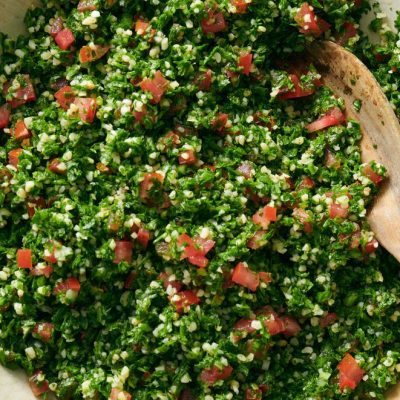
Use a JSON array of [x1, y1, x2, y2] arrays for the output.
[[171, 290, 200, 313], [73, 97, 97, 123], [77, 0, 97, 12], [337, 353, 364, 391], [363, 165, 383, 185], [110, 388, 132, 400], [79, 44, 110, 63], [8, 148, 23, 168], [281, 316, 301, 337], [13, 120, 31, 141], [178, 234, 215, 268], [140, 71, 169, 104], [200, 365, 233, 385], [252, 206, 277, 229], [27, 196, 46, 217], [196, 69, 212, 91], [54, 277, 81, 294], [306, 107, 346, 133], [277, 74, 315, 100], [232, 262, 260, 292], [179, 149, 197, 165], [329, 203, 349, 219], [4, 75, 36, 108], [50, 17, 64, 38], [0, 104, 11, 129], [29, 371, 49, 397], [17, 249, 33, 269], [319, 312, 338, 328], [55, 86, 75, 110], [33, 322, 54, 342], [137, 228, 151, 248], [55, 28, 75, 50], [364, 238, 379, 254], [201, 11, 227, 34], [114, 240, 133, 264], [295, 3, 330, 37], [238, 52, 253, 75]]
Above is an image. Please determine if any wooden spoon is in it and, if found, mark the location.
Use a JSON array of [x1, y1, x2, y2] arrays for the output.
[[307, 41, 400, 263]]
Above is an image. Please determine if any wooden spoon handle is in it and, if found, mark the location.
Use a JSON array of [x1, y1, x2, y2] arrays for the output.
[[308, 41, 400, 262]]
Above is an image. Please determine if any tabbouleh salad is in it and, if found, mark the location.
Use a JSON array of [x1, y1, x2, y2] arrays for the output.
[[1, 0, 400, 399]]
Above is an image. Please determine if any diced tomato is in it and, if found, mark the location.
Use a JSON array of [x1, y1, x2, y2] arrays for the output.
[[54, 277, 81, 294], [298, 176, 315, 189], [43, 248, 57, 264], [252, 206, 277, 229], [50, 17, 63, 38], [29, 371, 49, 397], [33, 322, 54, 342], [31, 265, 53, 278], [247, 230, 267, 250], [135, 20, 149, 35], [237, 162, 253, 179], [77, 0, 97, 12], [281, 316, 301, 337], [212, 113, 229, 132], [295, 3, 331, 37], [329, 203, 349, 219], [48, 159, 66, 174], [161, 131, 180, 148], [179, 149, 197, 165], [232, 262, 260, 292], [363, 165, 383, 185], [200, 365, 233, 385], [319, 312, 338, 328], [178, 234, 215, 268], [79, 44, 110, 63], [55, 85, 75, 110], [139, 70, 169, 104], [245, 387, 262, 400], [137, 228, 150, 248], [201, 10, 227, 34], [72, 97, 97, 123], [110, 388, 132, 400], [277, 74, 315, 100], [325, 148, 340, 168], [337, 22, 357, 46], [13, 120, 31, 141], [234, 318, 256, 334], [238, 52, 253, 76], [306, 107, 346, 133], [259, 271, 272, 283], [197, 69, 212, 91], [4, 75, 36, 108], [17, 249, 33, 269], [258, 306, 285, 335], [133, 107, 147, 123], [27, 197, 47, 218], [0, 104, 11, 129], [55, 28, 75, 50], [293, 208, 313, 233], [364, 238, 379, 254], [140, 172, 164, 201], [8, 148, 23, 168], [159, 272, 183, 293], [171, 290, 200, 313], [114, 240, 133, 264], [337, 353, 364, 391], [232, 0, 251, 13]]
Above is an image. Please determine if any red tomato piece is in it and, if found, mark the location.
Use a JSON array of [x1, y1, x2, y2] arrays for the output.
[[48, 159, 66, 174], [54, 277, 81, 294], [27, 197, 47, 218], [306, 107, 346, 133], [50, 17, 64, 38], [234, 318, 256, 334], [140, 172, 164, 201], [329, 203, 349, 219], [201, 11, 227, 34], [281, 316, 301, 337], [197, 69, 212, 91], [298, 176, 315, 189], [232, 0, 251, 13], [79, 44, 110, 63], [13, 120, 32, 141], [4, 75, 36, 108], [319, 312, 338, 328], [8, 148, 23, 168], [55, 86, 75, 110], [159, 272, 183, 293], [124, 271, 137, 289], [337, 353, 364, 391], [0, 104, 11, 129], [258, 306, 285, 335], [295, 3, 330, 37], [139, 70, 169, 104], [232, 262, 260, 292], [259, 271, 272, 283], [293, 208, 313, 233], [252, 205, 277, 229], [364, 238, 379, 254], [337, 22, 357, 46], [200, 365, 233, 385], [325, 148, 339, 169], [31, 265, 53, 278], [211, 113, 229, 132], [363, 165, 383, 185], [135, 20, 149, 35], [77, 0, 97, 11], [73, 97, 97, 123], [110, 388, 132, 400], [277, 74, 315, 100], [238, 52, 253, 76], [179, 149, 197, 165], [55, 28, 75, 50], [33, 322, 54, 342], [137, 228, 151, 248], [245, 387, 262, 400], [29, 371, 49, 397], [114, 240, 133, 264], [178, 234, 215, 268], [17, 249, 33, 269], [247, 230, 267, 250], [172, 290, 200, 313]]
